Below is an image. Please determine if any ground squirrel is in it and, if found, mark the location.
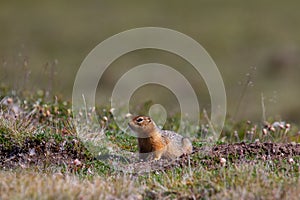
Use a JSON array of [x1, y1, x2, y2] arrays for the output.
[[128, 116, 193, 161]]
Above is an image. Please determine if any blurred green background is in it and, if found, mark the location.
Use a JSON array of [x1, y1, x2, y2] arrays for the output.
[[0, 1, 300, 123]]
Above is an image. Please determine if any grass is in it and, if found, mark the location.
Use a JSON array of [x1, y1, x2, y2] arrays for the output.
[[1, 88, 300, 199], [0, 171, 143, 200], [0, 159, 300, 199]]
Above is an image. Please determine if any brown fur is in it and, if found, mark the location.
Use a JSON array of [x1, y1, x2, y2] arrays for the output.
[[128, 116, 192, 161]]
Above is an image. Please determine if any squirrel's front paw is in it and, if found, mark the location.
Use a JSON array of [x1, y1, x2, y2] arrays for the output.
[[154, 153, 162, 161], [154, 156, 161, 161]]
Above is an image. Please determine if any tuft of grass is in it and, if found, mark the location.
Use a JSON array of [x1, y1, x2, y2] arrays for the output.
[[0, 171, 144, 200]]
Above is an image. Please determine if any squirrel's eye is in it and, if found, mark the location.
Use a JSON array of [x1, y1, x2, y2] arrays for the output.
[[136, 117, 143, 123]]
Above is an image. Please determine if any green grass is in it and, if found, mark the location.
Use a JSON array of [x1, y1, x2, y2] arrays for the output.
[[1, 88, 300, 199]]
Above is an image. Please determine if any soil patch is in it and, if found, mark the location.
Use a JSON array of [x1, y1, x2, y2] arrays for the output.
[[1, 141, 300, 172]]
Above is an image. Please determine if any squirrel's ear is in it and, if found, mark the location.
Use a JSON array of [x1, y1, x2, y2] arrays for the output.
[[146, 117, 151, 122]]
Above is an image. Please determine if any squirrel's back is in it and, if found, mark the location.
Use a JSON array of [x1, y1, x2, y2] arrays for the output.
[[160, 130, 193, 159]]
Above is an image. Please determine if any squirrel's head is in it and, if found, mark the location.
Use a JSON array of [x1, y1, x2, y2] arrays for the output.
[[128, 116, 158, 137]]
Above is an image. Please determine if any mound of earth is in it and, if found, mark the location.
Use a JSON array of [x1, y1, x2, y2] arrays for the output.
[[0, 137, 89, 170], [211, 142, 300, 160], [108, 142, 300, 173]]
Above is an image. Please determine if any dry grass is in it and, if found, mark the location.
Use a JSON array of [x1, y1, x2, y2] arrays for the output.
[[0, 171, 144, 200], [1, 161, 300, 200]]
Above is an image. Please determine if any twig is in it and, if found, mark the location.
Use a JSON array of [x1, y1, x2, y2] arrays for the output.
[[233, 67, 256, 119], [261, 93, 266, 122], [203, 109, 217, 139], [82, 94, 89, 124]]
